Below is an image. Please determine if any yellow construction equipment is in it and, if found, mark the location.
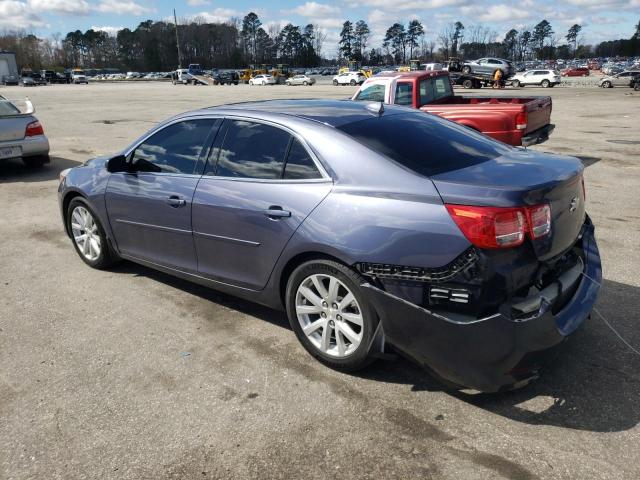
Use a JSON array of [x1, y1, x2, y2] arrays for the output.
[[339, 60, 373, 78]]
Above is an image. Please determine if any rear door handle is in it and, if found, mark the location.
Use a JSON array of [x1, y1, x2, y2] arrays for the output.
[[264, 206, 291, 219], [166, 196, 186, 208]]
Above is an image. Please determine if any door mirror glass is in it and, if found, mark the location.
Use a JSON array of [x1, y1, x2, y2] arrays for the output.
[[106, 155, 129, 173]]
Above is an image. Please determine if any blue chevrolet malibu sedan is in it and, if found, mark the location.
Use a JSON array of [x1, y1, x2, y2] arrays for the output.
[[58, 100, 601, 392]]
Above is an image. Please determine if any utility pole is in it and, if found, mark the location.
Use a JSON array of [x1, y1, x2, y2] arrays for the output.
[[174, 9, 182, 68]]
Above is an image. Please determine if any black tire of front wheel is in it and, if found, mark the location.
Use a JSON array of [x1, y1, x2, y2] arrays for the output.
[[285, 259, 379, 372], [66, 197, 116, 269]]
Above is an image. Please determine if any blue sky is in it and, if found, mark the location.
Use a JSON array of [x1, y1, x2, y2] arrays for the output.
[[1, 0, 638, 56]]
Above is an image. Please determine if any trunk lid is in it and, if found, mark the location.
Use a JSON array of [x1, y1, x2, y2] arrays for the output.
[[431, 149, 585, 260], [0, 116, 29, 142]]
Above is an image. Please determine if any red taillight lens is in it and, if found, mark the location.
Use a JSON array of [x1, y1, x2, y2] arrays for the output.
[[446, 204, 551, 249], [25, 120, 44, 137], [515, 111, 527, 130], [526, 204, 551, 239], [445, 205, 525, 249]]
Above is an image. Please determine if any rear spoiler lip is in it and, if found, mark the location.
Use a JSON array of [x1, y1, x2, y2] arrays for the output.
[[0, 97, 36, 116]]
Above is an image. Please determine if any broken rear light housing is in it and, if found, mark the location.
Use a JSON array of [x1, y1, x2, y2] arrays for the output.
[[446, 204, 551, 249]]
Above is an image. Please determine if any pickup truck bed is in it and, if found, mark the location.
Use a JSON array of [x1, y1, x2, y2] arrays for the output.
[[353, 71, 554, 147], [420, 95, 553, 146]]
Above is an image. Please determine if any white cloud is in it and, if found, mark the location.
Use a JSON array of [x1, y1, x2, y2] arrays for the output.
[[187, 0, 210, 5], [187, 8, 241, 23], [27, 0, 90, 15], [287, 2, 340, 17], [0, 0, 46, 29], [347, 0, 469, 11], [468, 5, 532, 23], [96, 0, 152, 16], [91, 25, 124, 36]]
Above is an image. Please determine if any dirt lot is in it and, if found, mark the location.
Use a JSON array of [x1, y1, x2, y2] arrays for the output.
[[1, 82, 639, 480]]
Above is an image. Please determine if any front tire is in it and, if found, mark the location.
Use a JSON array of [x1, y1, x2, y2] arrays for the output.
[[66, 198, 115, 269], [462, 65, 471, 74], [602, 81, 612, 88], [350, 79, 356, 86], [285, 260, 378, 371], [541, 79, 550, 88]]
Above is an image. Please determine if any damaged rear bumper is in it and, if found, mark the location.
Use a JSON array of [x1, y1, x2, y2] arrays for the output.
[[361, 219, 601, 392]]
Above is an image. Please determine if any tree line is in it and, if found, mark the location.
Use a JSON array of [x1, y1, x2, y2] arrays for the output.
[[1, 13, 639, 71]]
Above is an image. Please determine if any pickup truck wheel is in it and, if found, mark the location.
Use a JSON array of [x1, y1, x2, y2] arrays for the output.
[[541, 79, 550, 88], [333, 80, 338, 86], [462, 79, 473, 89], [462, 66, 471, 74], [350, 79, 356, 86], [602, 81, 612, 88], [512, 80, 521, 88], [67, 198, 116, 269], [286, 259, 378, 372]]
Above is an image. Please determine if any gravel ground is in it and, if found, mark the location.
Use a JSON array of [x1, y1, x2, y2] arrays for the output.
[[0, 81, 639, 480]]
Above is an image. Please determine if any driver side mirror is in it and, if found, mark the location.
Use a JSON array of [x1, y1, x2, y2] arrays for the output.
[[106, 154, 129, 173]]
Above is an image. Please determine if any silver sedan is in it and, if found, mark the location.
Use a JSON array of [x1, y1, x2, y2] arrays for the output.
[[0, 96, 50, 167], [285, 74, 316, 86]]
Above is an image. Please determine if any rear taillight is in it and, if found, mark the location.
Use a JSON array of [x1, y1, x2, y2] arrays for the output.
[[526, 204, 551, 239], [515, 111, 527, 130], [25, 120, 44, 137], [446, 204, 551, 249]]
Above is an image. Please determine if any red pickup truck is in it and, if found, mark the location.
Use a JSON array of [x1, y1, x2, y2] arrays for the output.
[[352, 71, 554, 147]]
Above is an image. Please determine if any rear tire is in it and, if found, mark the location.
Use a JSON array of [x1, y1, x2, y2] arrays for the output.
[[285, 259, 378, 372], [350, 79, 356, 86], [462, 79, 473, 89], [333, 80, 338, 86], [602, 81, 612, 88], [66, 197, 116, 269], [512, 80, 521, 88], [462, 65, 471, 74]]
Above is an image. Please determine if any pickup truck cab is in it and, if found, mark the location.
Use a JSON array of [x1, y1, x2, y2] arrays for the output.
[[353, 71, 554, 147]]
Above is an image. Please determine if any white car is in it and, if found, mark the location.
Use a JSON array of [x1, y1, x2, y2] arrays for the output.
[[249, 74, 276, 86], [71, 70, 88, 84], [510, 69, 561, 88], [333, 72, 366, 86]]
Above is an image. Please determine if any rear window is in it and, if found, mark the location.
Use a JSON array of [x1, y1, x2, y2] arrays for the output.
[[337, 112, 509, 177]]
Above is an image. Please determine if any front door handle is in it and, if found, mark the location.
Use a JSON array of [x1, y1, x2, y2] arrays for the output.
[[264, 206, 291, 219], [166, 196, 186, 208]]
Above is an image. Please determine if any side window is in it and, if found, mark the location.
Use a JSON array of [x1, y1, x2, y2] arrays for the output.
[[284, 139, 322, 180], [489, 59, 501, 65], [216, 120, 291, 179], [394, 82, 413, 106], [419, 78, 435, 105], [432, 76, 452, 101], [355, 83, 386, 102], [131, 119, 217, 174]]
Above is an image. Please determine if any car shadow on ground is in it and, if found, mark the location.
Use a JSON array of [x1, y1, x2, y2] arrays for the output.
[[110, 260, 640, 433], [0, 156, 80, 183], [362, 278, 640, 433]]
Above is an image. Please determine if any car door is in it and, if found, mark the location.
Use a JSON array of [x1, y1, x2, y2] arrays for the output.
[[192, 118, 333, 290], [614, 72, 630, 86], [105, 118, 221, 272]]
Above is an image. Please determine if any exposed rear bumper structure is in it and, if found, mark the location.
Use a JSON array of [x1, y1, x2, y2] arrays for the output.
[[361, 219, 601, 392], [522, 123, 555, 147]]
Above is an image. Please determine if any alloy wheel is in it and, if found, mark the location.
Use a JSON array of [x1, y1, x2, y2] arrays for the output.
[[70, 206, 101, 261], [295, 274, 364, 358]]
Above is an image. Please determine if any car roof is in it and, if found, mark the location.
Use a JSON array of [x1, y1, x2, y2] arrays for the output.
[[188, 99, 408, 128], [374, 71, 448, 79]]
